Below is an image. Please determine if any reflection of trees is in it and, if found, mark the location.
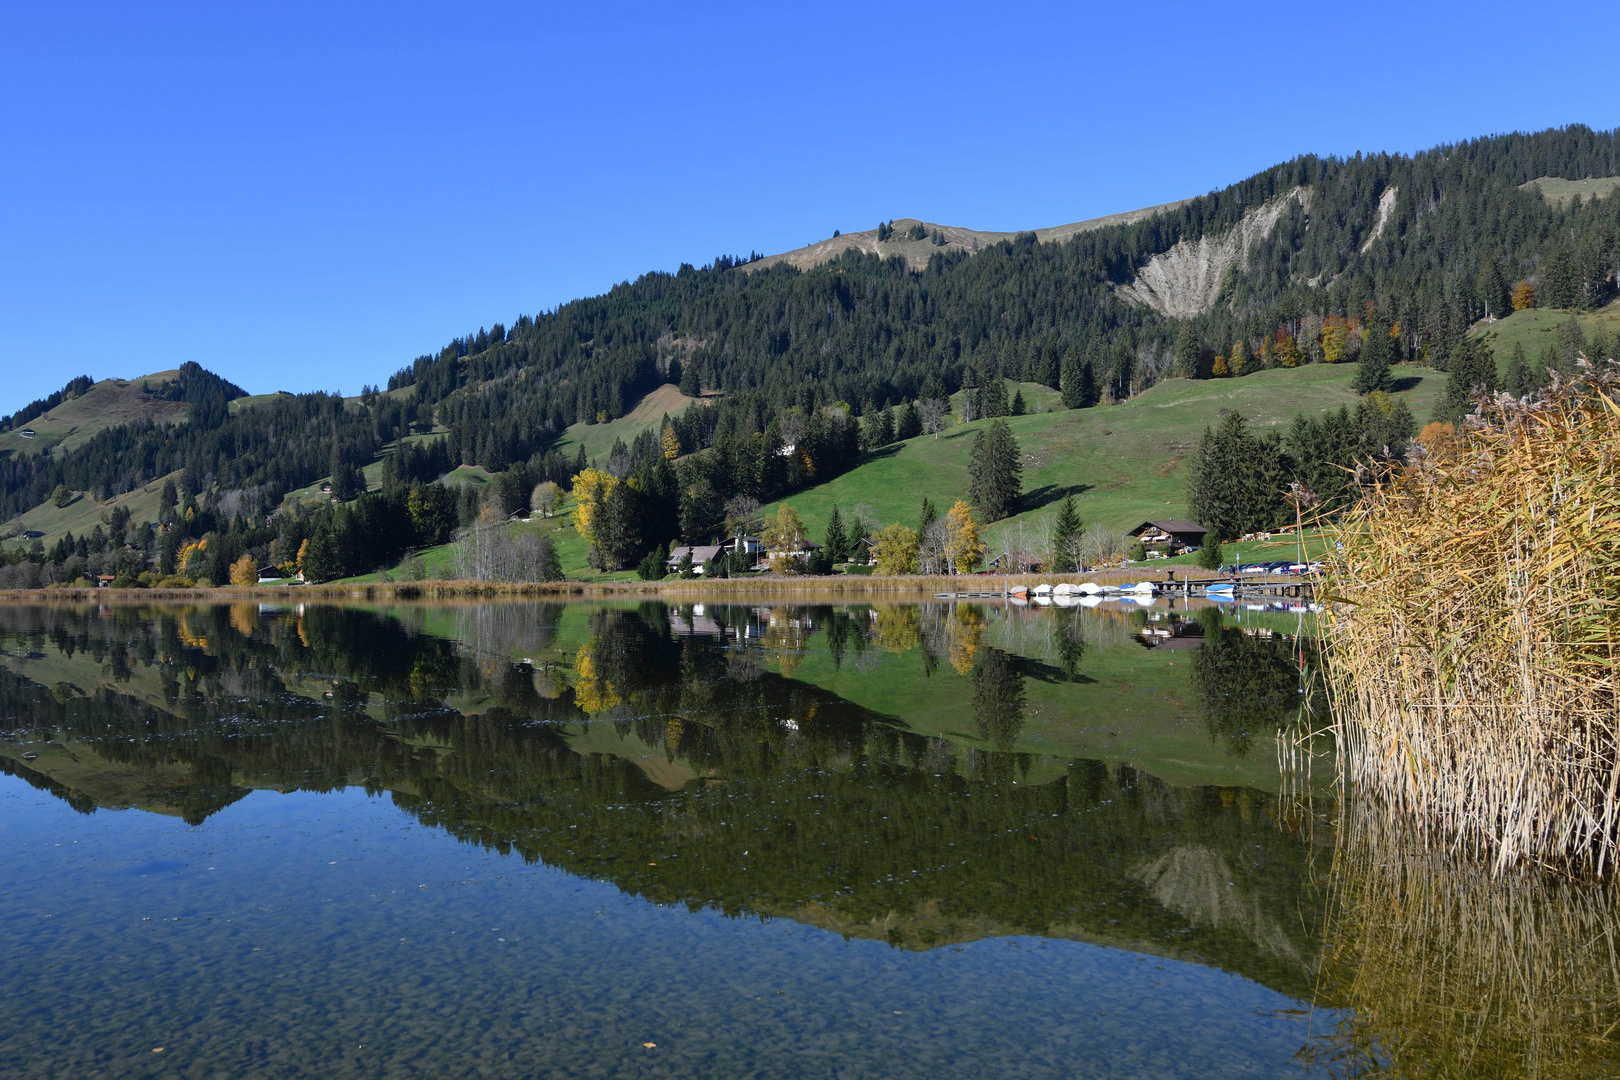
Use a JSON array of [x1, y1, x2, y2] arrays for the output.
[[971, 646, 1026, 750], [1309, 801, 1620, 1079], [1190, 619, 1318, 756], [0, 602, 1333, 999]]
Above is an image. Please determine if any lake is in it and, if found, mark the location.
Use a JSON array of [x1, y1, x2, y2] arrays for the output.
[[1, 599, 1614, 1078]]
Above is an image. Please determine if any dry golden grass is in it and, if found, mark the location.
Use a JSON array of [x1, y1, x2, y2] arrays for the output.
[[1309, 802, 1620, 1078], [1323, 359, 1620, 876]]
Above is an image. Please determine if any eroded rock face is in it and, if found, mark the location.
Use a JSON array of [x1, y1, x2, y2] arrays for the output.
[[1116, 188, 1312, 318], [1128, 845, 1304, 966], [1360, 186, 1398, 253]]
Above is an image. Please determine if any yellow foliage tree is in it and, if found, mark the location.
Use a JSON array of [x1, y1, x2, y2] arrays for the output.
[[761, 504, 806, 553], [944, 500, 983, 574], [1511, 279, 1536, 311], [661, 425, 681, 460], [296, 538, 310, 575], [1321, 316, 1352, 364], [570, 468, 618, 542], [1229, 338, 1252, 375], [1211, 355, 1229, 377], [872, 522, 919, 575], [229, 554, 257, 587], [1273, 328, 1302, 368]]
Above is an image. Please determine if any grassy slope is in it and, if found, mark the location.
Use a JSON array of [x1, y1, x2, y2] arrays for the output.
[[0, 372, 189, 458], [1521, 176, 1620, 205], [760, 362, 1445, 552], [2, 473, 179, 553], [555, 383, 703, 464], [1468, 304, 1620, 373]]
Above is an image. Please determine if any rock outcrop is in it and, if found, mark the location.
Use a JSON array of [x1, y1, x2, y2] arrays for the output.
[[1116, 187, 1311, 317]]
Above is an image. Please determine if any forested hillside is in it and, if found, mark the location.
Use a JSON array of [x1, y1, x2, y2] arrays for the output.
[[2, 125, 1617, 586]]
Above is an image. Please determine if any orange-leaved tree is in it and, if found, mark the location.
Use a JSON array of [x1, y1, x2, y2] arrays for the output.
[[944, 500, 983, 574], [229, 554, 257, 587]]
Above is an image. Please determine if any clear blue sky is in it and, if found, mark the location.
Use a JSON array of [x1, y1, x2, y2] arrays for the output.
[[4, 1, 1616, 408]]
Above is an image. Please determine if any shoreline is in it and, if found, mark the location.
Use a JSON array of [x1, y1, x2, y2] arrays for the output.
[[0, 567, 1231, 604]]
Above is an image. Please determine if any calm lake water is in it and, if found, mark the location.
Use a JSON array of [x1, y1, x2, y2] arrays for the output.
[[1, 599, 1614, 1078]]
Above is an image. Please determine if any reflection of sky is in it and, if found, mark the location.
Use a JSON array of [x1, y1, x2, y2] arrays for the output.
[[1, 783, 1336, 1079]]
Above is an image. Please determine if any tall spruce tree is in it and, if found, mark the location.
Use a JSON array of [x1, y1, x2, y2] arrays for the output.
[[824, 505, 849, 563], [917, 496, 938, 538], [1052, 494, 1082, 572], [969, 419, 1022, 522], [1435, 338, 1499, 422], [1353, 318, 1394, 394]]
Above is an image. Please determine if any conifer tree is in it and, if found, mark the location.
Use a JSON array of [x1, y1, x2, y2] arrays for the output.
[[824, 505, 848, 563], [1353, 318, 1393, 394], [1051, 495, 1082, 572], [917, 496, 938, 538], [969, 419, 1022, 522], [1504, 340, 1537, 398]]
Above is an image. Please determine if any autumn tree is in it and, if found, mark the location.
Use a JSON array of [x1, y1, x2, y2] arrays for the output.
[[229, 553, 257, 586], [872, 522, 919, 575], [1511, 279, 1536, 311], [944, 500, 983, 573]]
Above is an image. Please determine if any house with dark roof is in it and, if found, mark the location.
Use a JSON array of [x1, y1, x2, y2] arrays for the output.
[[1128, 520, 1208, 549]]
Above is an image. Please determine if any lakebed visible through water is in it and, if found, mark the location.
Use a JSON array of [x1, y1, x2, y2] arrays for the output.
[[0, 599, 1614, 1078]]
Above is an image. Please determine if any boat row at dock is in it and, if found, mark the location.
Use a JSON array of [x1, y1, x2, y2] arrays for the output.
[[936, 575, 1317, 604]]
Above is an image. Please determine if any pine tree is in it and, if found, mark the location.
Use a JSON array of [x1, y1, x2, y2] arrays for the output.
[[1174, 324, 1201, 379], [1051, 495, 1082, 572], [917, 496, 937, 538], [1434, 338, 1500, 422], [824, 505, 848, 563], [1010, 389, 1026, 416], [1060, 345, 1085, 408], [678, 361, 700, 397], [969, 419, 1022, 522], [1352, 318, 1393, 394], [895, 401, 922, 440], [1504, 341, 1537, 398]]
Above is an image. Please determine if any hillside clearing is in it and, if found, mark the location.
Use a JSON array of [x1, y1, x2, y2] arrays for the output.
[[1468, 304, 1620, 374], [758, 363, 1444, 551], [0, 372, 189, 458], [555, 382, 704, 463]]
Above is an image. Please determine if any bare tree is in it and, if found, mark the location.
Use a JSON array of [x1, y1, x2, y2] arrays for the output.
[[723, 495, 763, 537], [920, 398, 949, 438], [531, 481, 562, 518]]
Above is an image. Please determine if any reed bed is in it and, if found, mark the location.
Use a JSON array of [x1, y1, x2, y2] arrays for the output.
[[1309, 800, 1620, 1078], [0, 566, 1211, 605], [1323, 359, 1620, 877]]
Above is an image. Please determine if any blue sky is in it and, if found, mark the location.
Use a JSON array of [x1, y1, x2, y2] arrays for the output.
[[3, 0, 1617, 407]]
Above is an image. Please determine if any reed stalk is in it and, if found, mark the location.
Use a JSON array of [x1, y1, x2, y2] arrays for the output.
[[1308, 801, 1620, 1078], [1323, 359, 1620, 876]]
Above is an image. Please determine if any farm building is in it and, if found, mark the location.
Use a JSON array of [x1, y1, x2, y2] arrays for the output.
[[1128, 520, 1208, 553]]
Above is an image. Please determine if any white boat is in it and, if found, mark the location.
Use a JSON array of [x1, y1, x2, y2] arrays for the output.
[[1033, 583, 1053, 596]]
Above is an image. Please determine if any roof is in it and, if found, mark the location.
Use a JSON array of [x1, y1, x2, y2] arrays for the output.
[[1129, 519, 1208, 537], [668, 545, 723, 563]]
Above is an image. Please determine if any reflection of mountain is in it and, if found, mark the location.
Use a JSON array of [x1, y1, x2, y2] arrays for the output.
[[0, 602, 1329, 1000]]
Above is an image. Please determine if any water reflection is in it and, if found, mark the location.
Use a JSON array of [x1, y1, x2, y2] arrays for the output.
[[1307, 802, 1620, 1078], [0, 600, 1326, 996], [5, 600, 1611, 1075]]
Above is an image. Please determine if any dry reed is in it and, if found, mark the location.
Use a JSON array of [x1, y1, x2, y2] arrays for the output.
[[1323, 358, 1620, 876], [1308, 801, 1620, 1078]]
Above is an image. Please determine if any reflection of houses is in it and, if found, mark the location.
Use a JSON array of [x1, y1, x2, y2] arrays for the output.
[[1129, 520, 1208, 556], [1136, 616, 1206, 650]]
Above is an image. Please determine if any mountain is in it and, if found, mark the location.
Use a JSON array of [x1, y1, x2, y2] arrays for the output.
[[747, 200, 1192, 274], [2, 125, 1617, 586]]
